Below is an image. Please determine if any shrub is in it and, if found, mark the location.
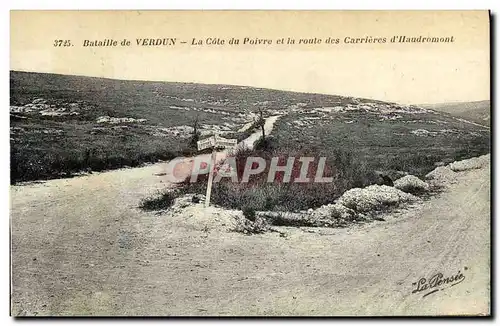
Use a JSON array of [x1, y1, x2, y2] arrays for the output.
[[139, 191, 178, 211], [242, 207, 256, 222], [10, 142, 178, 183], [263, 212, 316, 227], [179, 145, 374, 212], [254, 136, 276, 151]]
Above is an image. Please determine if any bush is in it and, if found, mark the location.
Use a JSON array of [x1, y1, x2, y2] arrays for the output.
[[254, 136, 276, 151], [263, 212, 316, 227], [10, 143, 178, 183], [179, 145, 374, 212], [139, 191, 178, 211], [242, 207, 257, 222]]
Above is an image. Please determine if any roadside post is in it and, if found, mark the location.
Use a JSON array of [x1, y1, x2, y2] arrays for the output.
[[197, 134, 237, 207]]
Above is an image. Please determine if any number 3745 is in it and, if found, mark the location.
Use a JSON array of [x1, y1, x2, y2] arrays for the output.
[[53, 40, 72, 47]]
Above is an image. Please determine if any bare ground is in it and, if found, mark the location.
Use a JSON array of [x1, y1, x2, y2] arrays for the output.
[[10, 152, 490, 316]]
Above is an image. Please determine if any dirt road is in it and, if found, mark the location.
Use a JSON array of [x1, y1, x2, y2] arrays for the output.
[[239, 115, 280, 149], [11, 157, 490, 316]]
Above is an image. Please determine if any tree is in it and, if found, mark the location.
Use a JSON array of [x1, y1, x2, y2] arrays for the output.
[[256, 107, 266, 140], [253, 107, 271, 151], [189, 114, 201, 149]]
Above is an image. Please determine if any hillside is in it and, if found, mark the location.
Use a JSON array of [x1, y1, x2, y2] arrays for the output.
[[10, 71, 490, 183], [270, 101, 490, 179], [9, 71, 384, 182], [152, 100, 491, 213], [420, 100, 490, 127]]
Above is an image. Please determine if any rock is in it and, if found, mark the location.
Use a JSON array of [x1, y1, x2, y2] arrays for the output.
[[449, 154, 490, 172], [411, 129, 437, 136], [426, 155, 490, 187], [425, 166, 455, 184], [32, 98, 46, 104], [164, 194, 240, 231], [393, 175, 430, 194], [337, 185, 418, 213], [310, 203, 357, 222], [96, 116, 147, 124]]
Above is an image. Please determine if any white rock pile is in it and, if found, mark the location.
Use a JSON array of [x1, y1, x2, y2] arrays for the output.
[[310, 203, 357, 221], [156, 154, 489, 232], [426, 154, 490, 186], [449, 154, 490, 172], [425, 166, 456, 185], [96, 116, 147, 124], [165, 194, 242, 232], [337, 185, 419, 213], [307, 203, 358, 227], [252, 184, 421, 228], [393, 175, 430, 194]]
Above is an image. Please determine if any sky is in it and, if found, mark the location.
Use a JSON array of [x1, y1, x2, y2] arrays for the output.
[[10, 11, 490, 104]]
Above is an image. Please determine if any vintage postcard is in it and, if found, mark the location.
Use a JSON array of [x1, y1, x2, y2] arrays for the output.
[[10, 10, 491, 316]]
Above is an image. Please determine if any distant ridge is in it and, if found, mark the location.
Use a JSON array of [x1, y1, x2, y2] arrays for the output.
[[9, 70, 392, 105], [420, 100, 490, 127]]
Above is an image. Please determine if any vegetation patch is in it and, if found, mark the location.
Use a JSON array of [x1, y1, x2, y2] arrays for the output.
[[139, 191, 179, 211]]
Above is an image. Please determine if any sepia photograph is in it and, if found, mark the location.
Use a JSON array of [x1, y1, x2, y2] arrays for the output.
[[9, 10, 491, 316]]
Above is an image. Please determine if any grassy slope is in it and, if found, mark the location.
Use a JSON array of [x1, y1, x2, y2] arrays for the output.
[[271, 109, 490, 178], [11, 70, 379, 122], [10, 71, 490, 185], [144, 104, 490, 213], [9, 71, 379, 183], [421, 100, 490, 127]]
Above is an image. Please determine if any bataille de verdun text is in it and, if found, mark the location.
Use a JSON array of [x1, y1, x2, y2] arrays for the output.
[[82, 35, 455, 47]]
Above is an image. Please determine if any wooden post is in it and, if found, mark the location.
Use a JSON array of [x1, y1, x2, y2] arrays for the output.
[[197, 134, 235, 208], [205, 149, 217, 207]]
